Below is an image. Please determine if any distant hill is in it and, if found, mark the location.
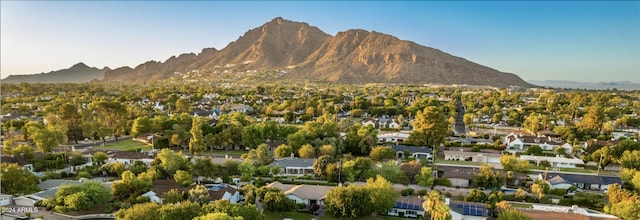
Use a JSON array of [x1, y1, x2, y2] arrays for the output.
[[529, 80, 640, 91], [104, 17, 533, 88], [2, 63, 109, 83]]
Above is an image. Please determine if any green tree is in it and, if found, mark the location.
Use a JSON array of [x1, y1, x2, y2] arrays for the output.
[[131, 116, 153, 138], [58, 103, 84, 144], [313, 155, 336, 177], [162, 188, 186, 204], [175, 99, 192, 113], [90, 100, 128, 141], [465, 189, 487, 202], [416, 167, 435, 187], [318, 144, 336, 157], [27, 122, 67, 153], [189, 184, 211, 205], [408, 106, 448, 148], [112, 170, 154, 201], [620, 150, 640, 170], [241, 125, 265, 149], [500, 154, 529, 172], [263, 190, 295, 213], [364, 175, 399, 215], [155, 148, 188, 175], [400, 160, 423, 184], [54, 182, 111, 212], [194, 213, 243, 220], [274, 144, 293, 158], [523, 113, 541, 135], [115, 202, 161, 220], [159, 200, 202, 220], [93, 152, 108, 165], [255, 143, 271, 164], [424, 190, 452, 220], [0, 163, 40, 195], [174, 170, 193, 187], [369, 146, 396, 161], [531, 181, 546, 201], [298, 144, 316, 158], [472, 164, 504, 188], [190, 117, 207, 156], [325, 185, 374, 218]]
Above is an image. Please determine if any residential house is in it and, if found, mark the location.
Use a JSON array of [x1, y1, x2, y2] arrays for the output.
[[15, 179, 109, 207], [447, 200, 492, 220], [142, 179, 194, 204], [208, 184, 240, 204], [106, 150, 156, 167], [387, 197, 425, 218], [448, 137, 493, 146], [268, 157, 315, 176], [504, 133, 571, 153], [0, 194, 12, 206], [539, 173, 622, 191], [519, 155, 584, 168], [443, 150, 502, 164], [362, 119, 377, 128], [388, 120, 401, 129], [266, 182, 333, 207], [0, 154, 37, 172], [391, 145, 433, 161], [437, 166, 476, 188], [378, 132, 410, 144]]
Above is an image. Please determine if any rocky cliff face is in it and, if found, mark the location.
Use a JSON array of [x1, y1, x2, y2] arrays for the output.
[[104, 17, 533, 88]]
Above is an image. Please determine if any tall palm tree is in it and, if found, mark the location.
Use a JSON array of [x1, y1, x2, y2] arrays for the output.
[[424, 191, 452, 220]]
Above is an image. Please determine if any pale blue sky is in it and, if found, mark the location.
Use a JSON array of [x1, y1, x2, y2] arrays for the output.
[[1, 1, 639, 82]]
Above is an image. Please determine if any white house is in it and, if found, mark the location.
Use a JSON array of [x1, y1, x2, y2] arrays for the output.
[[141, 191, 162, 204], [388, 197, 425, 218], [519, 155, 584, 168], [504, 132, 570, 152], [443, 150, 502, 164], [0, 194, 13, 206], [378, 132, 410, 144], [266, 182, 333, 207], [268, 157, 315, 176], [208, 184, 240, 204]]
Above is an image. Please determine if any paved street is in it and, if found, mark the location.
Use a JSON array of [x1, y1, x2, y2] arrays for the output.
[[454, 98, 467, 135]]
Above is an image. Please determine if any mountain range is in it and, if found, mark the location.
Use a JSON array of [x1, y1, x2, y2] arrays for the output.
[[103, 17, 532, 88], [2, 63, 108, 83], [529, 80, 640, 91], [3, 17, 533, 87]]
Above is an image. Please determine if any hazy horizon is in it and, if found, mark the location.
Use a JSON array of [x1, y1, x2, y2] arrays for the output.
[[1, 1, 639, 82]]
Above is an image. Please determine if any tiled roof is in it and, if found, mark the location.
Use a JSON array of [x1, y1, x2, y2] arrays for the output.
[[208, 185, 237, 200], [269, 158, 315, 168], [285, 185, 333, 201], [391, 145, 433, 153]]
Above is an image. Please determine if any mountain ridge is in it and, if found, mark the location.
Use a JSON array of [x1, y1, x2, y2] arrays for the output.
[[2, 63, 109, 83], [529, 80, 640, 90]]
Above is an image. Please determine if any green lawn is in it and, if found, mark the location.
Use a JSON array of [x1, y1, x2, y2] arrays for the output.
[[95, 140, 151, 152]]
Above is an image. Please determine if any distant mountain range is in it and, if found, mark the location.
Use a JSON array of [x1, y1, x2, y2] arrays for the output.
[[529, 80, 640, 91], [103, 17, 533, 88], [2, 63, 108, 83]]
